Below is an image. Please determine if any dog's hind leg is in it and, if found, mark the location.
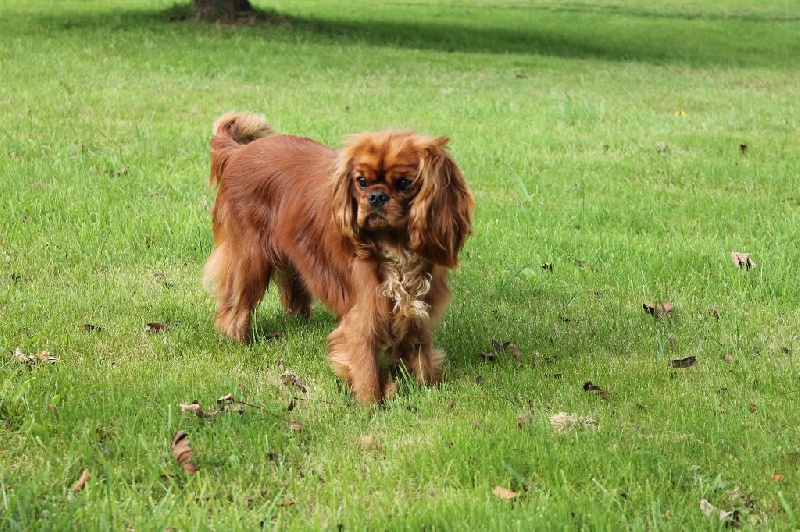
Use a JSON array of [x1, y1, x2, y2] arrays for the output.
[[275, 260, 312, 319], [205, 241, 272, 342]]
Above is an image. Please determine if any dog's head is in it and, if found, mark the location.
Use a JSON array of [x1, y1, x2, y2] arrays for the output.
[[332, 131, 474, 268]]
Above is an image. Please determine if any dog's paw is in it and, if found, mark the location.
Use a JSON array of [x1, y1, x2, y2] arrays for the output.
[[382, 379, 398, 401]]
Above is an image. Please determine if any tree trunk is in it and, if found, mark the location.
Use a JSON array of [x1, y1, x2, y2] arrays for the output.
[[191, 0, 253, 20]]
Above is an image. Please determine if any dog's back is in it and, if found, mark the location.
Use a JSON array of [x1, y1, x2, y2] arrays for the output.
[[209, 112, 274, 186], [204, 113, 350, 342]]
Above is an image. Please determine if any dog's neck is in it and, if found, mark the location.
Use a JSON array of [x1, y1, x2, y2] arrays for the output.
[[377, 244, 432, 320]]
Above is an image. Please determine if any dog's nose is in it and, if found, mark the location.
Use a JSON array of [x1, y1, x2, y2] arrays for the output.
[[367, 191, 390, 208]]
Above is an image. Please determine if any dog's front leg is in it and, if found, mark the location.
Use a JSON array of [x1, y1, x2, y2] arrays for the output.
[[392, 326, 445, 386], [327, 306, 382, 405]]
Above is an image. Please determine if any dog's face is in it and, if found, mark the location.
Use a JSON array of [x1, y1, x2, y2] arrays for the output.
[[348, 134, 421, 235], [333, 131, 474, 267]]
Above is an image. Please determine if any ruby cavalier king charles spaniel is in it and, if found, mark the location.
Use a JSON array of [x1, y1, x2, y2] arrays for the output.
[[203, 112, 474, 405]]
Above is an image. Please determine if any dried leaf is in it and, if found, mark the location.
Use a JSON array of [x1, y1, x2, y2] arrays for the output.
[[700, 499, 715, 518], [96, 425, 114, 441], [219, 402, 243, 414], [478, 351, 497, 362], [667, 334, 677, 346], [583, 381, 602, 392], [721, 509, 739, 525], [730, 252, 756, 270], [723, 354, 734, 363], [508, 343, 522, 362], [492, 486, 519, 500], [749, 403, 757, 413], [516, 412, 531, 429], [72, 469, 91, 493], [194, 494, 212, 504], [144, 322, 169, 334], [669, 356, 696, 369], [10, 347, 58, 365], [36, 351, 58, 363], [575, 259, 596, 271], [643, 301, 673, 317], [727, 486, 746, 504], [583, 381, 610, 400], [171, 430, 198, 474], [153, 272, 175, 289], [772, 472, 787, 482], [549, 412, 597, 433], [280, 374, 308, 394], [700, 499, 741, 526], [289, 423, 304, 432], [217, 393, 234, 405], [358, 434, 383, 452], [781, 452, 800, 463], [48, 404, 60, 420], [13, 347, 27, 363], [180, 402, 218, 418], [180, 402, 203, 415]]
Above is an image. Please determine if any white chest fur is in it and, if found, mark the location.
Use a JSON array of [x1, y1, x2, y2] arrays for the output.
[[379, 249, 432, 320]]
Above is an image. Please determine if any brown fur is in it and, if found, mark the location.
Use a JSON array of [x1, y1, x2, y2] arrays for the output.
[[204, 112, 474, 405]]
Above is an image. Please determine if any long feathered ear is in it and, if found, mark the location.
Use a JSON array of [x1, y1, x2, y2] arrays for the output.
[[409, 136, 474, 268], [332, 137, 373, 259]]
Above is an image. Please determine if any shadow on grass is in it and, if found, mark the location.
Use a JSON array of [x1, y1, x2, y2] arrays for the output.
[[278, 8, 799, 67], [12, 3, 800, 68]]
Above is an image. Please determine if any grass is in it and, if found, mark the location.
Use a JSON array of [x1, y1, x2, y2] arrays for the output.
[[1, 0, 799, 528]]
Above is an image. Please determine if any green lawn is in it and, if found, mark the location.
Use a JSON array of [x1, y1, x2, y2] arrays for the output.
[[2, 0, 799, 529]]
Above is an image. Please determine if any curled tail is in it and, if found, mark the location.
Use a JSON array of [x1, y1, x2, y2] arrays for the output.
[[209, 112, 274, 186]]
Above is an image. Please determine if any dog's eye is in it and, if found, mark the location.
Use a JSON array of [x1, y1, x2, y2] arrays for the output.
[[356, 177, 368, 189], [396, 178, 413, 191]]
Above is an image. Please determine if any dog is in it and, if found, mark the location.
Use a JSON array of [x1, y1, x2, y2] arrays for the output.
[[203, 112, 474, 404]]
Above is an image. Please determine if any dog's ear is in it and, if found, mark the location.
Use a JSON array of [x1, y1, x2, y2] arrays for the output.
[[408, 136, 474, 268], [332, 136, 374, 259]]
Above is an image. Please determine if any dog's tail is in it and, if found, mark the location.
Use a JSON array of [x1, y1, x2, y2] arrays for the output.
[[209, 112, 274, 186]]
